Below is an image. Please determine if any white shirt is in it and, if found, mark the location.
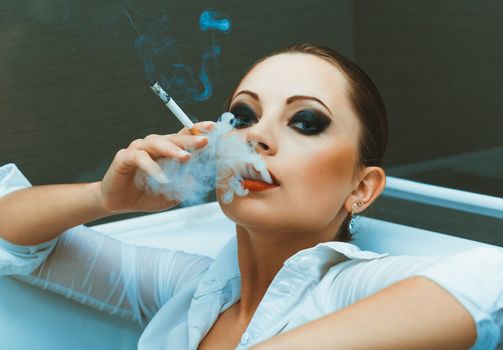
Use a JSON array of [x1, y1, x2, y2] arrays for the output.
[[1, 163, 502, 349]]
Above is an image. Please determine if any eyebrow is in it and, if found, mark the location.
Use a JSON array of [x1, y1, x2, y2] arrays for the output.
[[233, 90, 332, 115], [286, 95, 332, 115], [233, 90, 260, 101]]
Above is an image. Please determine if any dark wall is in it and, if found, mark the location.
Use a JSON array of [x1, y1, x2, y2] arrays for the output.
[[0, 0, 354, 186], [354, 0, 503, 196], [1, 1, 502, 241]]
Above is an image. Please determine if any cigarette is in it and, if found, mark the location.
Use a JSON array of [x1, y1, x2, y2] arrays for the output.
[[150, 82, 202, 135]]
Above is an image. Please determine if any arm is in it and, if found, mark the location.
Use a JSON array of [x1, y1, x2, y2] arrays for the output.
[[0, 164, 211, 326], [254, 247, 503, 350], [0, 123, 213, 324], [252, 276, 476, 350], [0, 124, 210, 246], [10, 225, 210, 326], [0, 180, 107, 245]]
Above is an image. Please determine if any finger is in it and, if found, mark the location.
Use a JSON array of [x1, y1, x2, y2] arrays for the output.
[[176, 121, 215, 135], [114, 149, 169, 183], [176, 127, 192, 136], [128, 137, 190, 162], [167, 134, 209, 150], [131, 150, 169, 184], [128, 135, 207, 161], [193, 121, 215, 133]]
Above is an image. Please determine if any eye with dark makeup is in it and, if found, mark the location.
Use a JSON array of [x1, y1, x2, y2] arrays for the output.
[[228, 103, 331, 135], [229, 103, 258, 129], [288, 109, 331, 135]]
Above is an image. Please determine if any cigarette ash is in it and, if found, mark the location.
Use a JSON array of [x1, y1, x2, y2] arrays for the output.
[[134, 112, 269, 205]]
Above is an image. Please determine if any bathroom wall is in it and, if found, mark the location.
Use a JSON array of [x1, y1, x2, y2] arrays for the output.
[[0, 0, 354, 186], [355, 0, 503, 197], [352, 1, 502, 244], [0, 1, 501, 243]]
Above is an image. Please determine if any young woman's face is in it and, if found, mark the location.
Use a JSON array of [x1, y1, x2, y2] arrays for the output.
[[218, 53, 362, 239]]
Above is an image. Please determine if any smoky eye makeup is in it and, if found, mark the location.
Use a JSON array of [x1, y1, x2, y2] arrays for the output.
[[228, 103, 258, 129], [288, 109, 332, 135], [227, 102, 332, 135]]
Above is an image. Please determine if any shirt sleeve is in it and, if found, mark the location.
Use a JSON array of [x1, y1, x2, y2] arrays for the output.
[[0, 163, 212, 327], [324, 248, 503, 350]]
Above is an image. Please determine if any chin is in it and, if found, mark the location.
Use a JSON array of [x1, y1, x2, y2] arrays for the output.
[[217, 193, 287, 230]]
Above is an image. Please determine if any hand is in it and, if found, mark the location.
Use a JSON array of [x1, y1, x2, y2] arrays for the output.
[[99, 121, 214, 214]]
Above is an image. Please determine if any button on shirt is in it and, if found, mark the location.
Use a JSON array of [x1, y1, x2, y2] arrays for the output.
[[1, 163, 503, 350]]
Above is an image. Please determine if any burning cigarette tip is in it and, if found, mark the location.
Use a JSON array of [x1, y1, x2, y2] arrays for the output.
[[150, 82, 171, 104]]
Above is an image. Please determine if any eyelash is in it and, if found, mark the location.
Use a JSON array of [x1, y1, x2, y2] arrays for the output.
[[228, 103, 331, 135]]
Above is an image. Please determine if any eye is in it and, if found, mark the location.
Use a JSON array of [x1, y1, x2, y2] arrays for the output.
[[229, 103, 258, 129], [289, 109, 331, 135]]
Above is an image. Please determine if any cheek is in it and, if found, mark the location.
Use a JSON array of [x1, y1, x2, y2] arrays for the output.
[[306, 145, 355, 188], [285, 143, 356, 221], [215, 139, 358, 233]]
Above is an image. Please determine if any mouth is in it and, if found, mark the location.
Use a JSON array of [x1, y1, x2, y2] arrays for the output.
[[238, 164, 280, 191], [242, 178, 278, 191]]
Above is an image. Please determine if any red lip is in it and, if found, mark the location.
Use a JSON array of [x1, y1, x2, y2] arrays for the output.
[[242, 169, 280, 191], [242, 179, 278, 191], [268, 170, 280, 185]]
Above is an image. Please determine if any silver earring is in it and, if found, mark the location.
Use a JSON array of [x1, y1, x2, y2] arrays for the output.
[[348, 214, 360, 234], [348, 202, 365, 234]]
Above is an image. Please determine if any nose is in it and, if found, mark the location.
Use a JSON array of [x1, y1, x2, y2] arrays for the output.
[[245, 118, 276, 155]]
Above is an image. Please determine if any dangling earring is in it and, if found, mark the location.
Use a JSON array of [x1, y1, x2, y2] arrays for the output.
[[348, 202, 365, 234]]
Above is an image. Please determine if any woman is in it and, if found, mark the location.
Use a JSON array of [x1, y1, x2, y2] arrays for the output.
[[0, 44, 502, 350]]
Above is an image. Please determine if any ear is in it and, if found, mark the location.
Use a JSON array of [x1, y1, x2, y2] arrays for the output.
[[343, 166, 386, 214]]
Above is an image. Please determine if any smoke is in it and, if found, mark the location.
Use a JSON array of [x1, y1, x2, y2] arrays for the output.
[[134, 112, 268, 205], [60, 1, 231, 104], [127, 7, 231, 104], [199, 10, 232, 32], [56, 3, 237, 199]]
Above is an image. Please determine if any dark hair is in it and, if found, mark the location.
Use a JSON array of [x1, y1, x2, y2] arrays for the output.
[[227, 44, 388, 242]]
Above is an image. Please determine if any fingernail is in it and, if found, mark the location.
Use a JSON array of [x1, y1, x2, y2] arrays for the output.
[[155, 172, 169, 184], [195, 136, 208, 145], [190, 127, 203, 135], [178, 150, 191, 157], [199, 122, 215, 131]]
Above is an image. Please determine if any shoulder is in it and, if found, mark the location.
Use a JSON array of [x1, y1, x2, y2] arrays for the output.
[[0, 163, 31, 197], [317, 246, 503, 304]]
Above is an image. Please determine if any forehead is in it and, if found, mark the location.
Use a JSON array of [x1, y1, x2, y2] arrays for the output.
[[235, 53, 352, 111]]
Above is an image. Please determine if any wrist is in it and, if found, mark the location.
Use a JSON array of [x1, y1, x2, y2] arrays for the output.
[[88, 181, 113, 217]]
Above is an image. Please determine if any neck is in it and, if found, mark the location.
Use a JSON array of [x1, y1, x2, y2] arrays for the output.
[[234, 224, 330, 320]]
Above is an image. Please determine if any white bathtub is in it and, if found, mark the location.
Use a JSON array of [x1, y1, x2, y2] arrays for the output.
[[1, 201, 501, 350]]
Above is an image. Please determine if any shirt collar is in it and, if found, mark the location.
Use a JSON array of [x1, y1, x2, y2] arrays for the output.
[[193, 237, 240, 298], [284, 241, 388, 281], [187, 237, 388, 348], [194, 236, 388, 297]]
